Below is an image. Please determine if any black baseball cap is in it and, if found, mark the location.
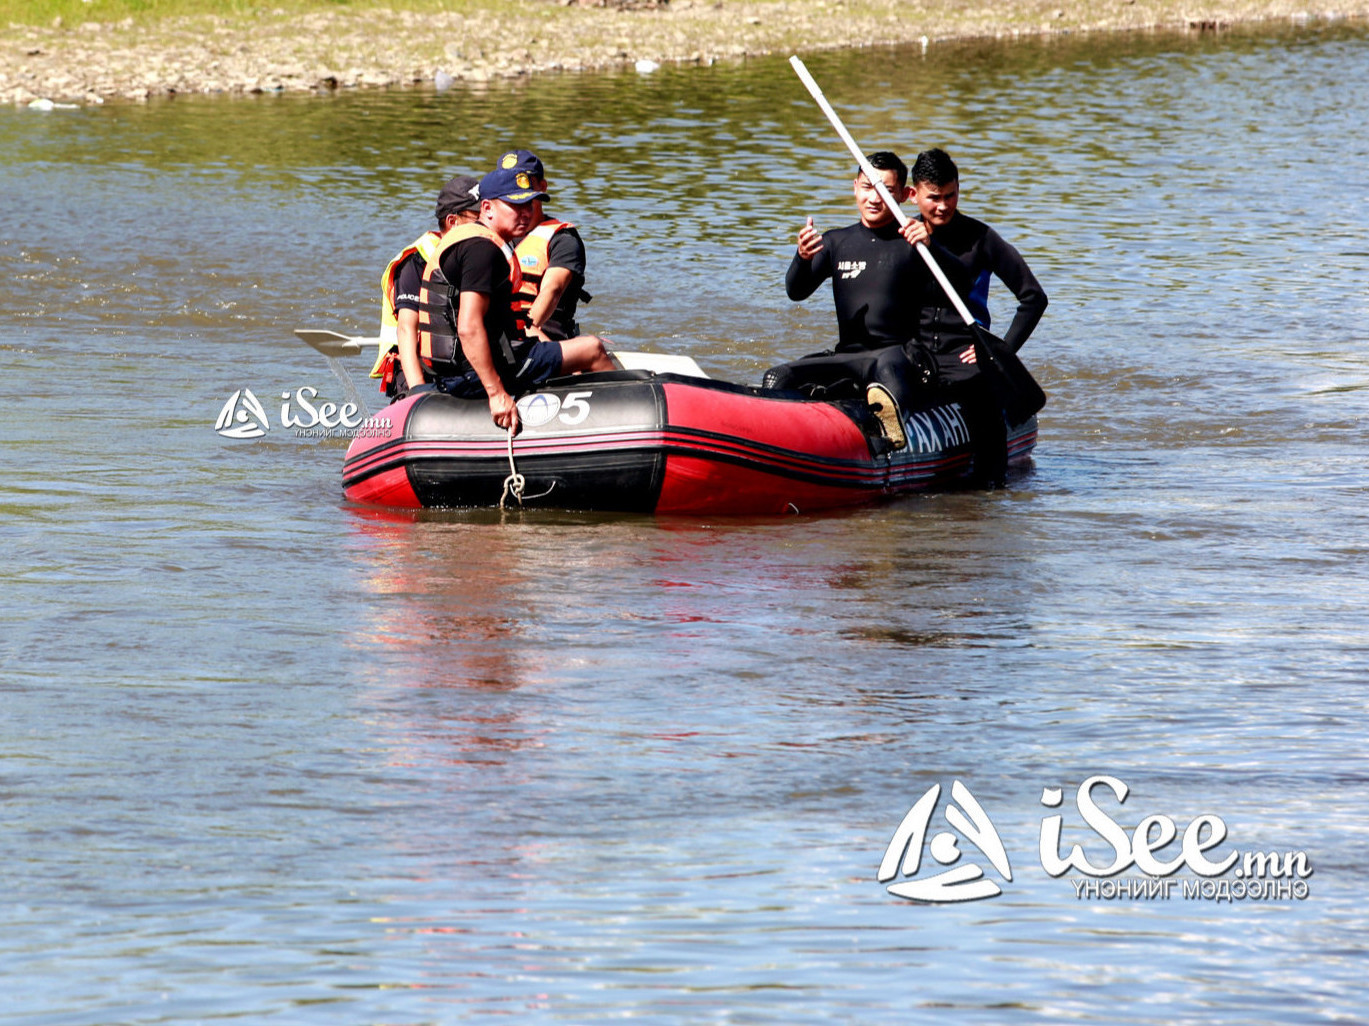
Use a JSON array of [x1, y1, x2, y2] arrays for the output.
[[435, 174, 481, 220]]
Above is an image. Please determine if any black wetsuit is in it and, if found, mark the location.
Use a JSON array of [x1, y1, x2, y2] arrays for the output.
[[767, 221, 932, 410], [772, 213, 1048, 484], [913, 211, 1048, 383], [915, 212, 1048, 484], [785, 220, 925, 351]]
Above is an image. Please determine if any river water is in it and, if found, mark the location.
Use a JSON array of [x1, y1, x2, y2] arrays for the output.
[[3, 19, 1368, 1023]]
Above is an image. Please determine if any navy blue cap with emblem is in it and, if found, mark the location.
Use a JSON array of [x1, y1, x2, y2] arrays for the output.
[[497, 148, 545, 180], [478, 166, 549, 205]]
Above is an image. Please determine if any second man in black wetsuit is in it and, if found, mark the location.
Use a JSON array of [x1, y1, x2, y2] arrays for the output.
[[900, 148, 1047, 386]]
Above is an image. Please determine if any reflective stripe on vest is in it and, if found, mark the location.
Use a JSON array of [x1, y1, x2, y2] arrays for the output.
[[371, 230, 443, 377], [416, 223, 523, 375]]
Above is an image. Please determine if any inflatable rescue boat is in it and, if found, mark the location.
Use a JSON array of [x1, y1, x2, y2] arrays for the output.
[[339, 357, 1037, 514]]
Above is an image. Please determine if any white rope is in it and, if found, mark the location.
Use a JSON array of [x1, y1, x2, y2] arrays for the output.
[[500, 425, 525, 508], [499, 423, 554, 509]]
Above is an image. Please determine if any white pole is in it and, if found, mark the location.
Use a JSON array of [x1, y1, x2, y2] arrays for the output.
[[789, 56, 977, 328]]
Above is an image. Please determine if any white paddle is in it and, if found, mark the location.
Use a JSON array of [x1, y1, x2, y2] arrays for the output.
[[788, 55, 977, 327], [293, 328, 381, 358]]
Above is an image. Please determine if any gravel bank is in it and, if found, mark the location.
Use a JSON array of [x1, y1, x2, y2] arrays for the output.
[[4, 0, 1366, 105]]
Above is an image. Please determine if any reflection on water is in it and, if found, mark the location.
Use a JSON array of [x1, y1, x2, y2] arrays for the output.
[[2, 18, 1369, 1024]]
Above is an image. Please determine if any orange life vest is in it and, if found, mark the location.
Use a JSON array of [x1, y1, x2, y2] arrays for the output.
[[512, 218, 592, 339], [512, 218, 573, 312], [416, 223, 523, 374], [372, 230, 442, 378]]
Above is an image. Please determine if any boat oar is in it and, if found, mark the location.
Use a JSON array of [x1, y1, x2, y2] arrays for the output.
[[293, 328, 382, 359], [292, 329, 380, 414], [788, 56, 1045, 426]]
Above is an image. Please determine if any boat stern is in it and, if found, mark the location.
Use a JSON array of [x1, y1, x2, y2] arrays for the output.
[[341, 395, 424, 508]]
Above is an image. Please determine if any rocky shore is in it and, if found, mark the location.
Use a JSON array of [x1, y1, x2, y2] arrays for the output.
[[4, 0, 1366, 105]]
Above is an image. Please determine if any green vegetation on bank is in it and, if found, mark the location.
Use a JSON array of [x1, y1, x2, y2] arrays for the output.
[[5, 0, 277, 24], [1, 0, 491, 27]]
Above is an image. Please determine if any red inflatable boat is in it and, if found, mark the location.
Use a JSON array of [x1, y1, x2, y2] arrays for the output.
[[340, 365, 1037, 514]]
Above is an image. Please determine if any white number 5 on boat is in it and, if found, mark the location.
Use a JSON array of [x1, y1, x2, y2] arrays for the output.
[[516, 390, 593, 428]]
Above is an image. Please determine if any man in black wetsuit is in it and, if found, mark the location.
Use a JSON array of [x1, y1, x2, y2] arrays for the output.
[[767, 151, 932, 449], [898, 148, 1048, 484]]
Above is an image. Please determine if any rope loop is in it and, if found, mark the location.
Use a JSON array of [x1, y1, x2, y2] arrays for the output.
[[499, 423, 554, 509], [500, 425, 525, 508]]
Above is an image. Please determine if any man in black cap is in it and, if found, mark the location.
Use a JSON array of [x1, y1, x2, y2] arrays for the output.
[[413, 165, 613, 432], [373, 173, 482, 399]]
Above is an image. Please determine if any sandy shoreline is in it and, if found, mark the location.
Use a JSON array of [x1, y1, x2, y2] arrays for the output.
[[4, 0, 1366, 105]]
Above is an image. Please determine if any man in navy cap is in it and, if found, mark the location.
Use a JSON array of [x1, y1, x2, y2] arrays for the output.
[[411, 164, 612, 432], [495, 148, 598, 344]]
